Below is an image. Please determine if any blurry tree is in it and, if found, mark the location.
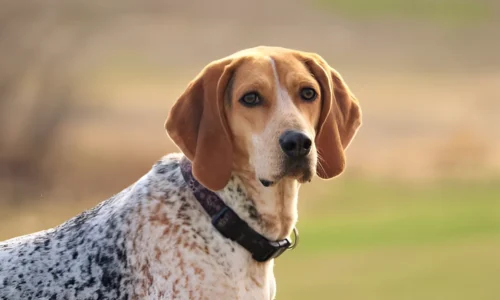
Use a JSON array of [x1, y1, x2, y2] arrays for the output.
[[0, 1, 88, 202], [0, 0, 174, 202]]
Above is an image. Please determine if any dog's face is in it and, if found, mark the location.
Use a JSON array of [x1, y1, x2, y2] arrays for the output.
[[166, 46, 361, 191], [225, 54, 321, 185]]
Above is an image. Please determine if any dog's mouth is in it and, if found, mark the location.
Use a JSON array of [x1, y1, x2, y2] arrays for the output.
[[285, 162, 313, 183], [259, 179, 275, 187], [259, 158, 314, 187]]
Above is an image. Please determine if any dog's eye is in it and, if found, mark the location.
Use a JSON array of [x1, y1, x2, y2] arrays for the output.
[[239, 92, 261, 107], [300, 88, 317, 102]]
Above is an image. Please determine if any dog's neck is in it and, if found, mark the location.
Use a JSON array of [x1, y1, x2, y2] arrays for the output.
[[217, 170, 300, 241]]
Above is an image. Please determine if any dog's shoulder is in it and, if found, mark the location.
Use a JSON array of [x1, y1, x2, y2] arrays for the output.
[[0, 185, 136, 299], [0, 153, 190, 299]]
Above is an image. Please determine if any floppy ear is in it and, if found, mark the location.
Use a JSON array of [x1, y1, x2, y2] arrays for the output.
[[303, 54, 362, 179], [165, 58, 240, 191]]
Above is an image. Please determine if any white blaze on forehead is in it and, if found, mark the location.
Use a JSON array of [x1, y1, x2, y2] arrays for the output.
[[269, 57, 280, 88], [268, 57, 295, 112]]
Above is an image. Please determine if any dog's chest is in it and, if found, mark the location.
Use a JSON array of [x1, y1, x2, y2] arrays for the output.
[[128, 161, 275, 299]]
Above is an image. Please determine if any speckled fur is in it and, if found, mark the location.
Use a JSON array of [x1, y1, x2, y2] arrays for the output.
[[0, 153, 277, 300]]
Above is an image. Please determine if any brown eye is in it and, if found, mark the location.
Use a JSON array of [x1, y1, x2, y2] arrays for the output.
[[300, 88, 317, 102], [239, 92, 261, 107]]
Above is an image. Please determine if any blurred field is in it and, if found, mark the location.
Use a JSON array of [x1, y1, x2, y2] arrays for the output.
[[276, 179, 500, 299], [1, 0, 500, 299]]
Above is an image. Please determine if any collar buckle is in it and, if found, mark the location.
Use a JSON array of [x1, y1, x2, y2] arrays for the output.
[[253, 238, 291, 262], [211, 205, 294, 262]]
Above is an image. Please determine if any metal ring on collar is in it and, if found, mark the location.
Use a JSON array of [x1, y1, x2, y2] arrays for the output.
[[288, 227, 299, 250]]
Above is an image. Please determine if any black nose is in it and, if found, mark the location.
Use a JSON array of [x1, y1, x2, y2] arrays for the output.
[[279, 130, 312, 158]]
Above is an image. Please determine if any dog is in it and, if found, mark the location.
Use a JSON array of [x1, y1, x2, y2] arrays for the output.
[[0, 46, 361, 299]]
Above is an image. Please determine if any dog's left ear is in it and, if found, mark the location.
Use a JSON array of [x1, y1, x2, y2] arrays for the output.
[[165, 57, 241, 191], [300, 53, 362, 179]]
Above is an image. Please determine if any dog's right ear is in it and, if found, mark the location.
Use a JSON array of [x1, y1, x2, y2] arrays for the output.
[[298, 52, 362, 179], [165, 58, 241, 191]]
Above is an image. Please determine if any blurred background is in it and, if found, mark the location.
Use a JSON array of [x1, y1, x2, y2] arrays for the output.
[[1, 0, 499, 299]]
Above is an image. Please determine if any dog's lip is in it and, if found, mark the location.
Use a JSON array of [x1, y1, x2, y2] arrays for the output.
[[283, 158, 314, 182], [259, 179, 275, 187], [259, 158, 313, 187]]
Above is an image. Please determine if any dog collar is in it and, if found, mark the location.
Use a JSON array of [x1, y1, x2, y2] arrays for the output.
[[180, 157, 297, 262]]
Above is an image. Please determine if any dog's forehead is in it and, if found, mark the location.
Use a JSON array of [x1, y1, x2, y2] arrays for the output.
[[235, 47, 304, 66], [231, 48, 312, 82], [230, 45, 298, 58]]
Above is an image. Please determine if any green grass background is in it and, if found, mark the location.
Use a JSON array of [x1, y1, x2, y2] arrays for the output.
[[275, 179, 500, 299]]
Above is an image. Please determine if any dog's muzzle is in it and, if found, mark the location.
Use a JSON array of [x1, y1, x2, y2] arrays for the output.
[[279, 130, 314, 182]]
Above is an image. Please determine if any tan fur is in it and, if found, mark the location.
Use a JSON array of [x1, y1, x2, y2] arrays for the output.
[[166, 46, 361, 191]]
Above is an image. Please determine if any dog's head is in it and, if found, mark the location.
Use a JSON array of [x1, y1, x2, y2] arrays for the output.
[[166, 46, 361, 191]]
